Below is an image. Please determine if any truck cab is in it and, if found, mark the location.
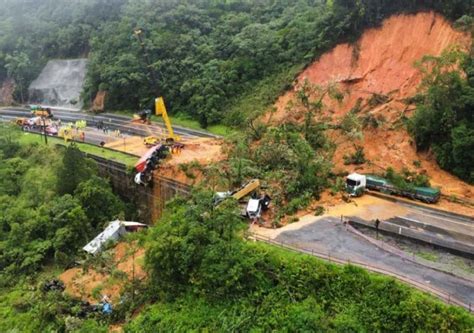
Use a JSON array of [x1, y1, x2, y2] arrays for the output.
[[346, 173, 366, 196]]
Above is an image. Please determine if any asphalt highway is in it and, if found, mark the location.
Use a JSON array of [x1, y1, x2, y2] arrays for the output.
[[274, 217, 474, 307], [0, 107, 219, 139]]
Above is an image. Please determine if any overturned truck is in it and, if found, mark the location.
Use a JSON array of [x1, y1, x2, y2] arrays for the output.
[[134, 144, 170, 186]]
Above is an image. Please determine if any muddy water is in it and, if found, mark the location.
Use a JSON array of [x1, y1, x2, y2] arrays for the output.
[[28, 58, 87, 109]]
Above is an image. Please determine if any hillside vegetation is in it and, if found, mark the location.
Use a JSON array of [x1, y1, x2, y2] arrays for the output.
[[411, 49, 474, 183], [0, 0, 471, 125], [0, 128, 472, 331], [125, 191, 474, 331], [0, 125, 128, 281], [0, 125, 133, 331]]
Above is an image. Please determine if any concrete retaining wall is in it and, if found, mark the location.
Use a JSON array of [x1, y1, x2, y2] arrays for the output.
[[85, 154, 190, 224]]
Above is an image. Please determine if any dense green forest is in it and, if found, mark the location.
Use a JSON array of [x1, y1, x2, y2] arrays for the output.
[[410, 48, 474, 183], [0, 0, 472, 125], [0, 125, 128, 282], [0, 125, 129, 331]]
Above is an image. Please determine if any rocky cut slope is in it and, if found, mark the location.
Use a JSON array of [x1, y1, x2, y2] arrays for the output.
[[271, 12, 472, 201], [28, 59, 88, 109]]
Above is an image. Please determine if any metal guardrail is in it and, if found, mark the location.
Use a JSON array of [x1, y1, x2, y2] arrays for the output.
[[84, 153, 129, 171], [249, 232, 473, 313], [11, 129, 138, 171], [349, 216, 474, 257]]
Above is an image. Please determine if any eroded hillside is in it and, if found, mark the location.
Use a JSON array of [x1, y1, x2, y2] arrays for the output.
[[271, 12, 472, 203]]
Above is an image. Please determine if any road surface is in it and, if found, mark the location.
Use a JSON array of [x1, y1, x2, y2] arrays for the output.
[[252, 216, 474, 308], [0, 107, 218, 139]]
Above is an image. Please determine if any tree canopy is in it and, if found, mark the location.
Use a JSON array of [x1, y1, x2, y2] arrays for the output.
[[0, 126, 127, 280], [1, 0, 472, 126], [410, 49, 474, 183]]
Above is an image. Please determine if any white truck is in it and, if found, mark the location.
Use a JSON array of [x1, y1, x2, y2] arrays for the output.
[[345, 172, 440, 203], [345, 173, 367, 197]]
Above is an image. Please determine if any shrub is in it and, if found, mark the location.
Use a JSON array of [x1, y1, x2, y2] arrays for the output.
[[343, 146, 366, 165]]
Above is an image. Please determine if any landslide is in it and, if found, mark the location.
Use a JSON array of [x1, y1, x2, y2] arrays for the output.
[[271, 12, 473, 206], [60, 242, 145, 303]]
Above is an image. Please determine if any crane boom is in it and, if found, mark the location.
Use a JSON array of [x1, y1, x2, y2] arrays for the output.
[[231, 179, 260, 200], [155, 97, 180, 142]]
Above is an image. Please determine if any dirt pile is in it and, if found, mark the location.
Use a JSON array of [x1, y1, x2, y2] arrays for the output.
[[106, 136, 224, 167], [271, 12, 473, 206], [59, 242, 145, 303], [163, 138, 224, 167], [92, 90, 106, 112]]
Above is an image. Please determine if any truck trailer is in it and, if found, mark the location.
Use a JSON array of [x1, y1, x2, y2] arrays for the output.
[[346, 173, 440, 203]]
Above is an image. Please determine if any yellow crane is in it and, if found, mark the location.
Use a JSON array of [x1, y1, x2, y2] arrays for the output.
[[133, 29, 181, 145], [215, 179, 261, 205], [143, 97, 181, 146], [155, 97, 180, 143], [230, 179, 261, 200]]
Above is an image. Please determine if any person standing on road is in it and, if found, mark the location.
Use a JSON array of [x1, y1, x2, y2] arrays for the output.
[[375, 218, 381, 239]]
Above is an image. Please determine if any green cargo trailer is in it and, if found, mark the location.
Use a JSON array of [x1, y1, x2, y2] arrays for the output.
[[346, 173, 441, 203], [413, 186, 441, 203]]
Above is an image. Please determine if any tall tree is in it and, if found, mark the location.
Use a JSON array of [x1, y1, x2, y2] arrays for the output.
[[56, 144, 96, 195], [74, 176, 125, 229]]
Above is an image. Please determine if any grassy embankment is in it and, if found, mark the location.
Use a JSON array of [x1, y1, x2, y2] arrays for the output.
[[109, 109, 236, 137], [17, 131, 137, 167], [126, 241, 474, 332]]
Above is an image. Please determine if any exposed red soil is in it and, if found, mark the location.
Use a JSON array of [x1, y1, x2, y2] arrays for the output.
[[59, 242, 146, 303], [272, 12, 470, 121], [268, 12, 473, 214], [105, 136, 224, 168], [92, 90, 106, 112], [163, 138, 225, 167]]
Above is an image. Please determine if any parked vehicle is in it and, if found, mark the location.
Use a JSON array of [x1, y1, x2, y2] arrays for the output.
[[30, 105, 53, 118], [44, 125, 58, 136]]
